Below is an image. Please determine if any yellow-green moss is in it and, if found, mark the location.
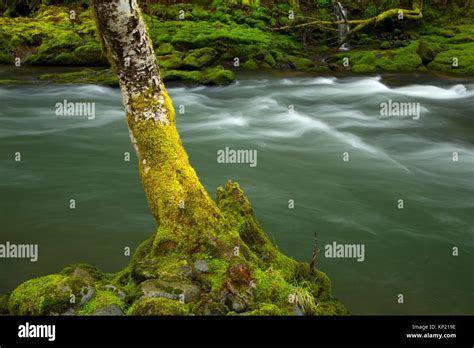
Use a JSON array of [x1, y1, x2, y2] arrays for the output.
[[0, 294, 10, 315], [39, 69, 119, 86], [127, 86, 229, 257], [8, 274, 87, 315], [0, 79, 25, 85], [243, 303, 292, 315], [252, 267, 294, 309], [335, 41, 423, 72], [78, 290, 124, 316], [428, 42, 474, 74], [128, 297, 189, 315], [182, 47, 218, 69]]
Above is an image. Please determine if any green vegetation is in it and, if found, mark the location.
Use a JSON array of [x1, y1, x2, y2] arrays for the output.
[[334, 41, 424, 73], [78, 290, 124, 315], [128, 297, 190, 315], [0, 0, 472, 316], [331, 2, 474, 74], [0, 1, 472, 87], [0, 79, 25, 85], [8, 274, 87, 315], [39, 69, 118, 86]]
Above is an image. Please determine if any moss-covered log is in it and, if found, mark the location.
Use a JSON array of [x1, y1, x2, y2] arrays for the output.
[[277, 0, 424, 45]]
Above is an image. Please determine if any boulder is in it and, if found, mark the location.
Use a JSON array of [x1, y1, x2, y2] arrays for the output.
[[417, 41, 437, 65], [104, 285, 126, 301], [140, 279, 201, 303], [92, 304, 123, 316], [194, 260, 209, 273], [224, 293, 247, 313]]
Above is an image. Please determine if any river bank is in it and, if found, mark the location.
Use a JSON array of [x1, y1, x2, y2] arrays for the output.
[[0, 1, 473, 87]]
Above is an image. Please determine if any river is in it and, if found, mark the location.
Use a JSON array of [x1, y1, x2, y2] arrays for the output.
[[0, 71, 473, 314]]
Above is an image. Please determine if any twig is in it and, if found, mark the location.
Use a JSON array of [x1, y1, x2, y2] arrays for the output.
[[309, 232, 320, 273]]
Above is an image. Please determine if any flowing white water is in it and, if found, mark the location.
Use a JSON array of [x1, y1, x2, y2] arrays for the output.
[[335, 1, 351, 51]]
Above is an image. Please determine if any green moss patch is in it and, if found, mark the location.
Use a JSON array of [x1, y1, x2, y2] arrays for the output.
[[128, 297, 189, 315], [78, 290, 124, 316], [8, 274, 89, 315]]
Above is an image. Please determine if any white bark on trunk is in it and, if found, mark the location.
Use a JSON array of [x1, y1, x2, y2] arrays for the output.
[[91, 0, 225, 254]]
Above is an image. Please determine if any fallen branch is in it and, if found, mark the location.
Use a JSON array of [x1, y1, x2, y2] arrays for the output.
[[273, 1, 423, 45]]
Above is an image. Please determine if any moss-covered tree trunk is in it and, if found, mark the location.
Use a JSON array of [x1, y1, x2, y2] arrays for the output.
[[92, 0, 227, 255]]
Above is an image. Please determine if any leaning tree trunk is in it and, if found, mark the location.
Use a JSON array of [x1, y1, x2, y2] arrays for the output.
[[91, 0, 227, 254]]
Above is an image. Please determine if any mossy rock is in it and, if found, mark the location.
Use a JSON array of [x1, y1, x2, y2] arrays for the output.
[[263, 52, 277, 68], [182, 47, 219, 69], [242, 59, 259, 70], [39, 69, 119, 86], [0, 294, 10, 315], [317, 300, 350, 315], [352, 63, 377, 73], [140, 279, 201, 303], [0, 50, 14, 64], [191, 6, 210, 21], [0, 79, 25, 85], [155, 43, 175, 56], [357, 33, 373, 46], [8, 274, 93, 315], [428, 43, 474, 74], [201, 66, 234, 85], [0, 7, 103, 67], [336, 42, 423, 72], [244, 303, 292, 315], [39, 67, 235, 87], [417, 41, 437, 65], [161, 69, 203, 84], [78, 290, 124, 316], [157, 53, 184, 70], [202, 301, 229, 315], [51, 52, 82, 65], [379, 41, 392, 50], [128, 297, 189, 315], [60, 263, 107, 282], [29, 31, 84, 64], [287, 56, 314, 70], [73, 42, 108, 66], [129, 237, 158, 282]]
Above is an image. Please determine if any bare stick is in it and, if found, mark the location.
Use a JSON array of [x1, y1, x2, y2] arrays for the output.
[[309, 232, 320, 273]]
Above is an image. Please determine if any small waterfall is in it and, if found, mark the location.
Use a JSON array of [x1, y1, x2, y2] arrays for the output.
[[335, 1, 350, 51]]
